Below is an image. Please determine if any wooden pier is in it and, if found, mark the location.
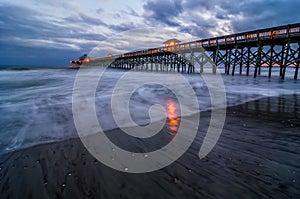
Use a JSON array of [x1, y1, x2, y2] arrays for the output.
[[93, 23, 300, 79]]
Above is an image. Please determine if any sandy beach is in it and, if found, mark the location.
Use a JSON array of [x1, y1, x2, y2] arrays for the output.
[[0, 94, 299, 199]]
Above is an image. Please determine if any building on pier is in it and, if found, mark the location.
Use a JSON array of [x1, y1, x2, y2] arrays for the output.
[[163, 39, 181, 47]]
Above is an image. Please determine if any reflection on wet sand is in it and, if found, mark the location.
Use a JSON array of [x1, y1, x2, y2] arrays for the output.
[[239, 94, 299, 114], [232, 94, 300, 127], [165, 99, 181, 137]]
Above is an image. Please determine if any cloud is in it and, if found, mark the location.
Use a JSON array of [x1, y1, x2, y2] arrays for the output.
[[96, 8, 104, 14], [140, 0, 236, 37], [231, 0, 300, 32], [7, 37, 81, 50], [0, 2, 110, 65], [140, 0, 300, 39], [1, 0, 300, 65], [89, 27, 196, 58], [64, 13, 107, 26], [182, 0, 300, 35], [143, 0, 183, 26], [126, 6, 140, 17], [108, 22, 138, 32]]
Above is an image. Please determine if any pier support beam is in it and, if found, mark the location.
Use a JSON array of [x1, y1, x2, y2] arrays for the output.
[[200, 54, 204, 74], [254, 42, 262, 78], [226, 49, 231, 75], [268, 45, 274, 78], [232, 46, 238, 76], [212, 48, 218, 74], [246, 47, 251, 76], [280, 45, 286, 77], [294, 43, 300, 80], [239, 48, 244, 75], [281, 39, 290, 80]]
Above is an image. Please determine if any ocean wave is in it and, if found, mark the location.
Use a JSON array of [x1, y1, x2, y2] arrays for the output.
[[0, 68, 299, 155]]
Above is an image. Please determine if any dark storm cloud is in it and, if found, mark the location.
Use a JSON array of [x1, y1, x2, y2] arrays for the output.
[[141, 0, 300, 38], [143, 0, 183, 26], [231, 0, 300, 32], [141, 0, 237, 37], [0, 3, 109, 65], [179, 0, 244, 37], [0, 4, 50, 39], [182, 0, 300, 34], [183, 0, 241, 15], [0, 3, 106, 43], [2, 0, 300, 66], [180, 26, 210, 38], [180, 17, 218, 38]]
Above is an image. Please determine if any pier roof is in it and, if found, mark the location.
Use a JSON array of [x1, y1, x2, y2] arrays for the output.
[[163, 39, 181, 46]]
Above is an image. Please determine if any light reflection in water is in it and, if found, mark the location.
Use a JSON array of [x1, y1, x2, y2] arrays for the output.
[[165, 99, 181, 137]]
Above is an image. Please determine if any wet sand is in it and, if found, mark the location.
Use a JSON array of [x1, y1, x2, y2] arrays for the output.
[[0, 94, 299, 199]]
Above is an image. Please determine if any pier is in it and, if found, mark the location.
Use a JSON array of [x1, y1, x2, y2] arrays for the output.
[[94, 23, 300, 79]]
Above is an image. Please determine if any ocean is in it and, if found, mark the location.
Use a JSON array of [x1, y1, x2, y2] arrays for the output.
[[0, 65, 298, 155]]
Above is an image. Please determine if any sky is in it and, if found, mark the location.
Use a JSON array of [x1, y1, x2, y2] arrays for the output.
[[0, 0, 299, 66]]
